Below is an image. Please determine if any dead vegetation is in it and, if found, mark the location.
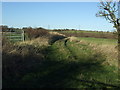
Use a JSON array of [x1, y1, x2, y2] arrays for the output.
[[83, 41, 118, 67], [16, 37, 49, 47]]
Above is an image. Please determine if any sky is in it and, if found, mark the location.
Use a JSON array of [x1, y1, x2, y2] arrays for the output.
[[2, 2, 116, 31]]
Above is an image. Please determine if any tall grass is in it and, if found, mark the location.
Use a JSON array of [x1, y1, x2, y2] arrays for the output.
[[78, 37, 118, 67]]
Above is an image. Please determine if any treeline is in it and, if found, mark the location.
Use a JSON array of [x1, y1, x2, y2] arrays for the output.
[[0, 25, 21, 32], [1, 25, 116, 33], [0, 25, 47, 32], [0, 26, 79, 32], [50, 29, 114, 33]]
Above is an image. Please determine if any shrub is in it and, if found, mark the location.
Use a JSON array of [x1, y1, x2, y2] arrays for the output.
[[25, 28, 49, 39]]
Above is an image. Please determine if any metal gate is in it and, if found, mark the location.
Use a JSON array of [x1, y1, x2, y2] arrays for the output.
[[3, 30, 25, 42]]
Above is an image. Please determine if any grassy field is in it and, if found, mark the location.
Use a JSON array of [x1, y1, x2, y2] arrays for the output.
[[78, 37, 117, 45], [79, 37, 117, 44], [53, 30, 117, 39], [51, 30, 112, 33], [3, 33, 119, 88]]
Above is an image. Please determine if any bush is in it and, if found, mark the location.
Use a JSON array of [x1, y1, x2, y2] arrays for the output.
[[25, 28, 49, 40]]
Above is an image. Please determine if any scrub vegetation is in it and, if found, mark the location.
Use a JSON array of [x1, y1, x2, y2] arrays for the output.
[[2, 26, 120, 88]]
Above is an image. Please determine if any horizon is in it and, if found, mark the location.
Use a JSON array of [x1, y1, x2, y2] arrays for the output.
[[2, 2, 116, 32], [1, 25, 115, 32]]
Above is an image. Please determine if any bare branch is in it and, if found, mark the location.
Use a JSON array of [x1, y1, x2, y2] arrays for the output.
[[96, 0, 118, 30]]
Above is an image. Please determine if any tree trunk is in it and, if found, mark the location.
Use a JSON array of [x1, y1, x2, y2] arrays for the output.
[[118, 25, 120, 85], [118, 29, 120, 68]]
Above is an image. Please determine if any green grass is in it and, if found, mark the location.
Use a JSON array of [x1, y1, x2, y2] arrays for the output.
[[64, 40, 118, 87], [79, 37, 117, 45], [3, 37, 119, 88]]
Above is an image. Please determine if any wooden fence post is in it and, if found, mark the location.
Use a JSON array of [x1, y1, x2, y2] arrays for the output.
[[22, 30, 25, 42]]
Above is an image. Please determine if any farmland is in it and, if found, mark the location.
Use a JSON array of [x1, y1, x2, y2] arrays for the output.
[[2, 28, 120, 88], [52, 30, 117, 39]]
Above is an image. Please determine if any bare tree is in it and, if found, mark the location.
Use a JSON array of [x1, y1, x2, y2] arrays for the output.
[[96, 0, 118, 30], [96, 0, 120, 70]]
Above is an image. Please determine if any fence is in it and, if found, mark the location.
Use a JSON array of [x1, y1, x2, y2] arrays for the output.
[[3, 30, 25, 42]]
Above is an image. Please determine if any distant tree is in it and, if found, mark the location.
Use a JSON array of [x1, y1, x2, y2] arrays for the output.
[[1, 25, 9, 32], [37, 27, 45, 30], [9, 27, 16, 32], [22, 27, 28, 30]]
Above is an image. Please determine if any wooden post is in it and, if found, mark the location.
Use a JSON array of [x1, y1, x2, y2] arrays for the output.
[[10, 31, 11, 41], [22, 30, 25, 42]]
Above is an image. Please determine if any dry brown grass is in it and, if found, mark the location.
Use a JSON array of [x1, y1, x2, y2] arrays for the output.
[[49, 31, 66, 37], [14, 31, 66, 47], [16, 37, 49, 47], [97, 44, 117, 67], [67, 36, 78, 42], [88, 43, 118, 67]]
